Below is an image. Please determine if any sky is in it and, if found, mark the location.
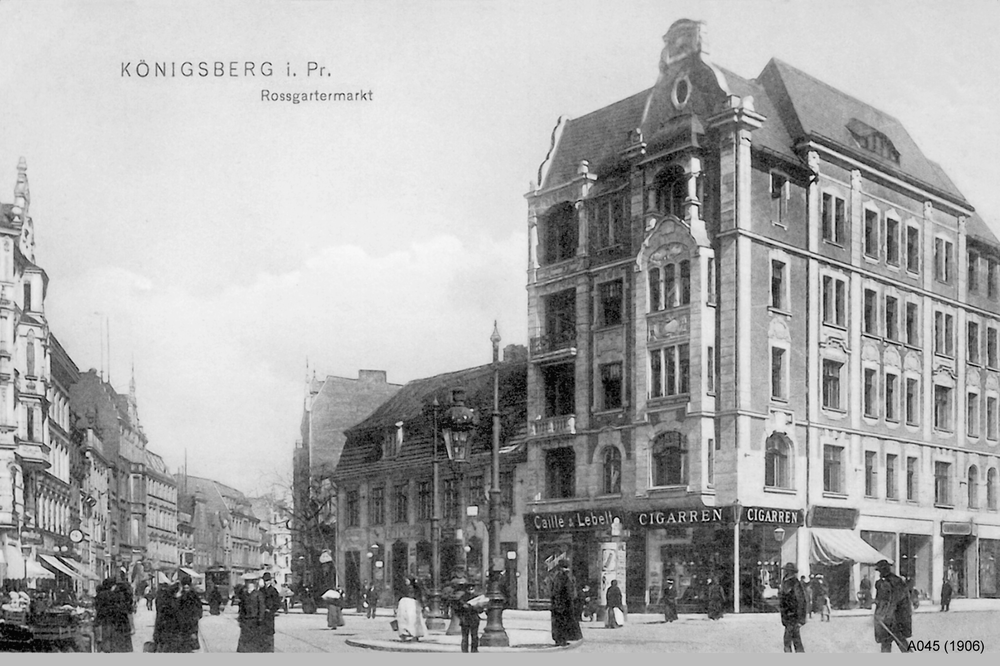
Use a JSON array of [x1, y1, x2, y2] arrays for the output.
[[1, 0, 999, 494]]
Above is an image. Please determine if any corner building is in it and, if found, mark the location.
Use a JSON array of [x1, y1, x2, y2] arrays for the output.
[[523, 19, 1000, 613]]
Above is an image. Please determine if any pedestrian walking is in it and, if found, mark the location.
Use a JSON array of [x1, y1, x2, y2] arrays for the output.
[[549, 560, 582, 646], [94, 578, 133, 652], [363, 581, 378, 618], [236, 580, 265, 653], [324, 586, 345, 630], [605, 579, 624, 628], [873, 560, 912, 653], [452, 582, 484, 653], [257, 572, 282, 651], [662, 577, 678, 623], [207, 585, 224, 616], [579, 584, 596, 621], [939, 577, 952, 612], [810, 575, 830, 621], [777, 563, 807, 653], [706, 578, 725, 620], [394, 578, 427, 642], [153, 575, 202, 653]]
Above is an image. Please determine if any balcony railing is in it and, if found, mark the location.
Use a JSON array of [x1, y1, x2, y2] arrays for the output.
[[529, 414, 576, 437], [530, 329, 577, 356]]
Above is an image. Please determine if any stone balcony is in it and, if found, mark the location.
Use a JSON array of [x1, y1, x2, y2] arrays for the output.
[[17, 441, 51, 470], [529, 414, 576, 437], [529, 330, 577, 360]]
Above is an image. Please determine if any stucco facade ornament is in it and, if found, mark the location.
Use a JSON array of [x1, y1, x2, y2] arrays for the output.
[[768, 318, 790, 343], [821, 335, 850, 354], [987, 374, 999, 392], [648, 315, 689, 342], [967, 367, 981, 388], [884, 347, 901, 369], [933, 363, 957, 382], [904, 352, 921, 374], [861, 342, 880, 364]]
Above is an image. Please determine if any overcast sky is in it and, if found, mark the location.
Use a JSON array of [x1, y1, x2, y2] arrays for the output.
[[1, 0, 998, 494]]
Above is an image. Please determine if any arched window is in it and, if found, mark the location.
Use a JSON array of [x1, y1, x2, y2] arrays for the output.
[[655, 166, 687, 218], [988, 468, 997, 511], [651, 432, 687, 487], [765, 433, 792, 489], [969, 465, 979, 509], [603, 447, 622, 495], [648, 255, 691, 311]]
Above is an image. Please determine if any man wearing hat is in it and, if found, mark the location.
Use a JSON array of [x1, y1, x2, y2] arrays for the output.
[[258, 572, 282, 652], [873, 560, 911, 652], [777, 563, 807, 652]]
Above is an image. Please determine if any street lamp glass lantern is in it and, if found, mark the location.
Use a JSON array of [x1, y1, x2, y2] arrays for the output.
[[441, 387, 476, 462]]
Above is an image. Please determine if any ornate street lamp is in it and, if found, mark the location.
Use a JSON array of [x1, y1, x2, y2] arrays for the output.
[[440, 387, 476, 635], [480, 321, 509, 646]]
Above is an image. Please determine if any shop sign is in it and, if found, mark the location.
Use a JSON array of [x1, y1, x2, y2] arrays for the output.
[[941, 521, 974, 536], [631, 506, 734, 527], [807, 506, 858, 529], [524, 508, 624, 533], [741, 506, 803, 526]]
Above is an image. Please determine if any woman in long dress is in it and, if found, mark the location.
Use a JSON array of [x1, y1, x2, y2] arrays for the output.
[[325, 587, 345, 629], [394, 578, 427, 641], [550, 561, 582, 645]]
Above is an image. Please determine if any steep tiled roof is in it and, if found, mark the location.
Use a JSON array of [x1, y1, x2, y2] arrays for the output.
[[336, 360, 527, 478], [759, 59, 966, 204]]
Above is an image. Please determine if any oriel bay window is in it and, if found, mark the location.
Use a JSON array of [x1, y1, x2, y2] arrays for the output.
[[654, 165, 687, 218], [650, 344, 690, 398], [649, 259, 691, 311], [651, 431, 687, 487]]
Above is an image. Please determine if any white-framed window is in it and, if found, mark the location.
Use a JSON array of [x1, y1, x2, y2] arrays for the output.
[[934, 461, 952, 506], [649, 259, 691, 311], [822, 192, 846, 245], [822, 274, 847, 327], [885, 295, 899, 341], [968, 391, 981, 438], [771, 259, 787, 310], [934, 237, 954, 283], [865, 450, 878, 497], [934, 311, 955, 357], [906, 301, 920, 346], [934, 384, 954, 432], [885, 215, 901, 266], [771, 171, 789, 226], [649, 344, 690, 398], [988, 395, 999, 441], [906, 225, 921, 273], [771, 346, 788, 401], [969, 250, 980, 293], [823, 444, 844, 493], [989, 327, 999, 368], [863, 288, 879, 335], [969, 465, 980, 509], [863, 367, 878, 418], [969, 321, 981, 365], [988, 467, 998, 510], [885, 372, 899, 422], [765, 433, 792, 489], [822, 359, 844, 411], [886, 453, 898, 499], [864, 207, 879, 258]]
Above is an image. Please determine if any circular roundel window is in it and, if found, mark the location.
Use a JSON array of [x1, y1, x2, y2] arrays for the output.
[[672, 76, 691, 109]]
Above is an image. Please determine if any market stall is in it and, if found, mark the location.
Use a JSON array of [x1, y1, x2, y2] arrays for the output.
[[1, 591, 94, 652]]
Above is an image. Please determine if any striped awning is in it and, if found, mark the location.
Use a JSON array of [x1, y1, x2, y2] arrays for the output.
[[810, 528, 892, 566], [39, 554, 81, 579], [58, 556, 100, 581]]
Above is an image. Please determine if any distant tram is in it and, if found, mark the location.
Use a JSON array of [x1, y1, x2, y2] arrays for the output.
[[205, 567, 233, 600]]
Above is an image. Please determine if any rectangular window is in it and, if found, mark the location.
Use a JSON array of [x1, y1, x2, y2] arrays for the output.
[[707, 256, 717, 305], [707, 438, 716, 487], [771, 347, 786, 400], [885, 296, 898, 341], [990, 260, 998, 299], [822, 193, 834, 242], [935, 238, 953, 283], [907, 227, 920, 273], [968, 392, 980, 438], [707, 345, 716, 394], [443, 479, 458, 520], [771, 173, 788, 225], [885, 217, 900, 265], [969, 322, 981, 364], [865, 451, 877, 497], [969, 250, 980, 293], [346, 490, 360, 527], [591, 194, 625, 249], [935, 461, 952, 505], [935, 312, 955, 357], [935, 312, 944, 354], [990, 328, 999, 368], [989, 396, 998, 441], [886, 454, 898, 500], [946, 314, 955, 356], [546, 448, 576, 499], [864, 289, 878, 335], [393, 483, 409, 524], [651, 345, 689, 397], [823, 445, 843, 493], [906, 457, 917, 501], [543, 363, 575, 417], [822, 276, 847, 327], [822, 359, 843, 411], [906, 302, 919, 346], [906, 378, 920, 426], [469, 474, 484, 508], [677, 344, 690, 394], [417, 481, 432, 521], [863, 368, 877, 417], [369, 486, 385, 525], [598, 280, 624, 327], [771, 259, 786, 310], [600, 362, 623, 410], [885, 373, 898, 422], [650, 349, 662, 399], [934, 385, 953, 431], [835, 197, 846, 244], [864, 209, 879, 258]]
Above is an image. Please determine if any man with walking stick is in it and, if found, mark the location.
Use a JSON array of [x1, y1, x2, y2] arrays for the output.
[[873, 560, 911, 653]]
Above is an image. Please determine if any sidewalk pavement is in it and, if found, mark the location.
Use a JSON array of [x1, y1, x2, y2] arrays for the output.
[[346, 628, 574, 652]]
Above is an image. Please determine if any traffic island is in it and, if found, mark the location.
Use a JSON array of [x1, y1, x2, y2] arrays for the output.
[[346, 629, 578, 652]]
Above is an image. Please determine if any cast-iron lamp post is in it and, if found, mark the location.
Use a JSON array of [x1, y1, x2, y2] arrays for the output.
[[479, 322, 509, 646], [441, 387, 476, 635], [422, 397, 446, 630]]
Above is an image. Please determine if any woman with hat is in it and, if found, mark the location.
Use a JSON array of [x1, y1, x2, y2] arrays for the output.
[[662, 577, 678, 623], [550, 560, 582, 646], [394, 577, 427, 642], [777, 563, 807, 652]]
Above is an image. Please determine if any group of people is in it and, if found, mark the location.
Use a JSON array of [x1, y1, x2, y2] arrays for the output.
[[233, 572, 283, 652], [777, 559, 914, 653], [94, 578, 135, 652]]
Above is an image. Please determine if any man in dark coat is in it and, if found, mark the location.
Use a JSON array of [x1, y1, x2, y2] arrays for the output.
[[549, 560, 582, 646], [777, 563, 807, 653], [451, 583, 483, 653], [662, 577, 678, 622], [873, 560, 912, 652], [605, 579, 624, 628], [363, 582, 378, 618], [237, 580, 266, 653], [940, 577, 953, 612], [259, 573, 282, 651]]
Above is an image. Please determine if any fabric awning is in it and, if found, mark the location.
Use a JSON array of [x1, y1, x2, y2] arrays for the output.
[[810, 528, 892, 566], [58, 556, 99, 581], [179, 567, 203, 579], [39, 554, 81, 579], [3, 545, 25, 579], [157, 571, 172, 584], [24, 557, 54, 579]]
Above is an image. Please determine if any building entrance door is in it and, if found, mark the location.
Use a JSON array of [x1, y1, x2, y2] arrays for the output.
[[944, 535, 973, 597], [344, 551, 361, 609], [392, 541, 409, 601]]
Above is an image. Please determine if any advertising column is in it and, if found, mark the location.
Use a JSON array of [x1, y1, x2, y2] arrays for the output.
[[599, 541, 627, 616]]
